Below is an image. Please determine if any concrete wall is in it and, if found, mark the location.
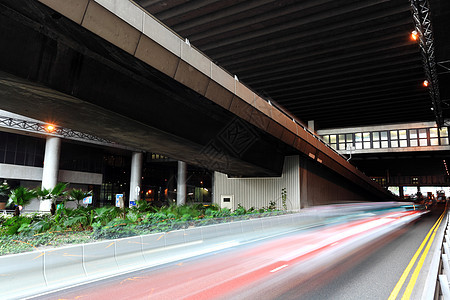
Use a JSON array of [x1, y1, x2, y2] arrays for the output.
[[213, 156, 300, 211], [299, 157, 372, 207], [0, 163, 102, 185], [214, 155, 374, 211], [0, 163, 102, 211]]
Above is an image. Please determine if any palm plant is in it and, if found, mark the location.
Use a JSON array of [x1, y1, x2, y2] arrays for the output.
[[35, 182, 69, 215], [7, 186, 37, 216], [68, 189, 92, 208], [0, 183, 10, 210]]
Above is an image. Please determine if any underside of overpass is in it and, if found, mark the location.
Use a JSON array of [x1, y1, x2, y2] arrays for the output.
[[1, 0, 449, 201], [0, 0, 293, 177], [137, 0, 450, 129], [135, 0, 450, 187]]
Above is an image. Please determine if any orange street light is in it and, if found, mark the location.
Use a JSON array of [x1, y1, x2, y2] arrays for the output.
[[46, 124, 55, 132], [423, 80, 429, 87], [411, 30, 418, 41]]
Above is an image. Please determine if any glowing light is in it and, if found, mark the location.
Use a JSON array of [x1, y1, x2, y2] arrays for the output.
[[423, 80, 429, 87], [46, 124, 55, 132], [411, 30, 418, 41]]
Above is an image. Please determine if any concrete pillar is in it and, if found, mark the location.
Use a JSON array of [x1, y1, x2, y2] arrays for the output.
[[40, 136, 61, 211], [399, 186, 404, 199], [299, 157, 309, 209], [129, 152, 143, 207], [177, 161, 187, 205]]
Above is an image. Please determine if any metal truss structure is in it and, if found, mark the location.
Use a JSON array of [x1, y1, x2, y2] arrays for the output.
[[0, 115, 119, 147], [410, 0, 444, 127]]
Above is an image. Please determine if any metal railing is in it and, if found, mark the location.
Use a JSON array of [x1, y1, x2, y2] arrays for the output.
[[422, 210, 449, 299]]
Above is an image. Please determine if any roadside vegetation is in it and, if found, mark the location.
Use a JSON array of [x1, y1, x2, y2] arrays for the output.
[[0, 184, 284, 256]]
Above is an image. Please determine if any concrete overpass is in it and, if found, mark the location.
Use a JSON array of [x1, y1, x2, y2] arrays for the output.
[[0, 0, 390, 203]]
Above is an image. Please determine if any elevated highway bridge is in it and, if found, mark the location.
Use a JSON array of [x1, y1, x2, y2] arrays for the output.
[[1, 0, 450, 299], [0, 0, 400, 204]]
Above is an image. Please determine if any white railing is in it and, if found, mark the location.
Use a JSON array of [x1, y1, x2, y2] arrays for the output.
[[422, 210, 449, 299]]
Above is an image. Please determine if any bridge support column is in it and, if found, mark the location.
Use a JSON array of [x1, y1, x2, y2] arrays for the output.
[[40, 136, 61, 212], [129, 152, 143, 207], [177, 161, 186, 205], [299, 157, 309, 209]]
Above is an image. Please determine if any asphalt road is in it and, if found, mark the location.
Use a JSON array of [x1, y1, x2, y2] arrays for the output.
[[32, 205, 445, 300], [297, 204, 446, 300]]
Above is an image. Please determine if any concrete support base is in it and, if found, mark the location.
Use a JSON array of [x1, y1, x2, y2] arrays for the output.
[[40, 136, 61, 212], [129, 152, 143, 207]]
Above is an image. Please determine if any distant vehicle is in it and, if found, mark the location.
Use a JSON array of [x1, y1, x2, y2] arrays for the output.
[[436, 190, 446, 203], [424, 192, 436, 208]]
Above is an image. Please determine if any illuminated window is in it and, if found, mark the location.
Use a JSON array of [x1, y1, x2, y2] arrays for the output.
[[372, 132, 380, 148], [430, 127, 439, 145], [363, 132, 370, 141], [409, 129, 418, 147], [440, 127, 449, 145], [419, 129, 427, 138], [355, 133, 362, 149], [361, 132, 370, 149], [419, 129, 428, 146], [390, 130, 398, 140], [338, 134, 345, 150], [430, 128, 438, 138], [380, 131, 388, 148], [399, 130, 407, 147], [329, 135, 337, 149], [373, 132, 380, 141], [390, 130, 398, 148]]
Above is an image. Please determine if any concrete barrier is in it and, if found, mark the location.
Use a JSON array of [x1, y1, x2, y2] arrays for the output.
[[0, 251, 46, 299], [44, 245, 86, 288], [83, 240, 119, 278], [115, 236, 146, 271], [0, 209, 385, 299]]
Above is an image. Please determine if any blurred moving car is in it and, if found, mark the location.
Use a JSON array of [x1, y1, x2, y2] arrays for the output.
[[436, 190, 446, 204]]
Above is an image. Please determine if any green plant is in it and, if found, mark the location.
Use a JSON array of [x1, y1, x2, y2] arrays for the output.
[[281, 188, 287, 211], [0, 183, 9, 199], [7, 187, 37, 216], [0, 183, 10, 210], [2, 216, 32, 234], [68, 189, 92, 208], [35, 182, 69, 215], [233, 203, 247, 216], [268, 201, 277, 211]]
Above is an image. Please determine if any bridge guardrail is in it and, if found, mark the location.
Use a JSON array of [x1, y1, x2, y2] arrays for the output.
[[0, 203, 412, 299], [0, 212, 324, 300], [422, 209, 449, 299]]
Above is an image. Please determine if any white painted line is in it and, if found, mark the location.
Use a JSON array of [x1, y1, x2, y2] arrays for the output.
[[270, 264, 288, 273]]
